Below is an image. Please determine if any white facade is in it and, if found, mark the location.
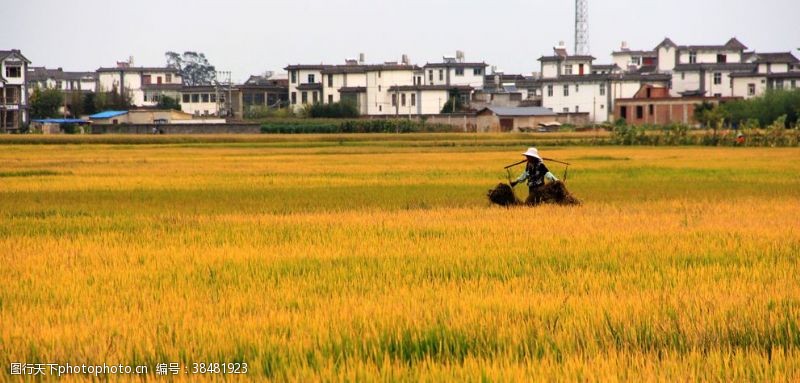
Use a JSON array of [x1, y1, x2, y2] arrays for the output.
[[96, 67, 182, 107], [1, 50, 30, 130], [286, 66, 326, 112], [180, 88, 222, 116], [541, 80, 610, 121]]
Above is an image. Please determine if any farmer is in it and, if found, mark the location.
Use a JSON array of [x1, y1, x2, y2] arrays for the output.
[[510, 147, 559, 204]]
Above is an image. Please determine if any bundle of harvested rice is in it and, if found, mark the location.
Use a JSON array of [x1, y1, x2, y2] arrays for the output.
[[487, 183, 519, 206], [526, 181, 581, 206]]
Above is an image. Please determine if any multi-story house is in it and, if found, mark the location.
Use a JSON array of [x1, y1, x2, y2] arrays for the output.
[[1, 49, 30, 132], [285, 64, 329, 112], [423, 52, 487, 89], [537, 43, 669, 123], [27, 67, 97, 94], [730, 52, 800, 99], [619, 37, 799, 99], [96, 62, 183, 107], [288, 55, 475, 116]]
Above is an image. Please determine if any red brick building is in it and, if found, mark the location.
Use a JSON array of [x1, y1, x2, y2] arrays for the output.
[[614, 85, 740, 126]]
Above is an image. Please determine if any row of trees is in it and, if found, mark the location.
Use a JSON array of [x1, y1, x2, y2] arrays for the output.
[[695, 89, 800, 130], [29, 88, 181, 120], [29, 87, 133, 119]]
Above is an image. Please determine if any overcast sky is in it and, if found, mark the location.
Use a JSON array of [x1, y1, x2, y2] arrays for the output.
[[4, 0, 799, 82]]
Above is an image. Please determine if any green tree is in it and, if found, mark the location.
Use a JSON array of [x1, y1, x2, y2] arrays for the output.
[[29, 88, 64, 119], [165, 51, 216, 86], [157, 95, 181, 111], [83, 93, 98, 116], [440, 90, 466, 114]]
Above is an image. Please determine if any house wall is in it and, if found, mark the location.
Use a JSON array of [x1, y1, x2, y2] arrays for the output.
[[1, 55, 29, 128], [613, 98, 733, 126], [732, 76, 767, 99], [323, 72, 367, 104], [658, 46, 677, 72], [677, 50, 741, 64], [542, 80, 610, 123], [288, 69, 324, 111], [757, 63, 790, 74], [365, 69, 415, 115]]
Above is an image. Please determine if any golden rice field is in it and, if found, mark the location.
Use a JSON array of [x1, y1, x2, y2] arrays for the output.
[[1, 135, 799, 382]]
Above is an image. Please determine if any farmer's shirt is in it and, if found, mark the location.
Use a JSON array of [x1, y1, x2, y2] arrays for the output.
[[515, 161, 555, 188]]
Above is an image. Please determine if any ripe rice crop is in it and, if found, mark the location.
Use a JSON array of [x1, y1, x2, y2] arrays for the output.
[[0, 138, 798, 381]]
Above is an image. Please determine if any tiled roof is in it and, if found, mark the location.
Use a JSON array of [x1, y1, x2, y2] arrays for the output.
[[387, 85, 472, 92], [424, 62, 487, 69], [477, 106, 557, 117], [538, 55, 596, 62], [97, 66, 180, 73], [673, 63, 757, 72], [754, 52, 800, 64], [0, 49, 31, 63], [28, 67, 96, 82]]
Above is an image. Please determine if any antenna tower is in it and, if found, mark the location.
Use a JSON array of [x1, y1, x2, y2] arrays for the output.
[[575, 0, 589, 55]]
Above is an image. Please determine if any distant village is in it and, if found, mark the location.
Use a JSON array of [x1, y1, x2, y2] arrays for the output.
[[1, 37, 799, 133]]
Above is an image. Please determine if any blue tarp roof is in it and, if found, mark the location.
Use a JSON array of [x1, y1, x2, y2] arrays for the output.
[[88, 110, 128, 119], [32, 118, 88, 124]]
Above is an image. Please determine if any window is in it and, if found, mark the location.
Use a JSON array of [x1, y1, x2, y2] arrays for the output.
[[5, 66, 21, 78], [713, 73, 722, 85], [411, 93, 416, 106], [56, 81, 62, 89], [307, 74, 315, 83], [328, 95, 333, 103], [565, 64, 573, 75], [328, 74, 333, 87], [142, 75, 152, 85], [401, 93, 406, 106], [301, 91, 308, 104], [157, 77, 162, 84], [620, 106, 628, 119], [182, 94, 190, 103], [576, 106, 580, 113], [392, 93, 397, 106], [455, 68, 464, 76], [599, 84, 606, 96], [166, 74, 172, 83], [649, 104, 654, 115], [191, 94, 199, 103], [681, 72, 685, 80], [716, 54, 727, 64], [636, 106, 644, 119], [378, 85, 381, 92], [378, 71, 381, 78], [428, 70, 433, 83], [713, 93, 722, 98], [291, 92, 297, 104], [562, 107, 569, 113], [291, 71, 297, 84], [210, 94, 216, 102], [547, 85, 553, 97], [776, 79, 784, 90], [748, 83, 756, 96], [792, 80, 797, 89], [473, 68, 482, 76], [631, 57, 641, 66], [563, 85, 569, 96], [575, 84, 580, 93], [439, 70, 443, 81], [200, 94, 208, 103], [312, 92, 318, 103], [689, 52, 697, 64]]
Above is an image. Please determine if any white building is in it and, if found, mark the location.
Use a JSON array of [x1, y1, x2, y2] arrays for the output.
[[730, 52, 800, 99], [619, 37, 799, 99], [27, 67, 97, 95], [96, 63, 183, 107], [288, 55, 475, 116], [537, 43, 669, 123], [1, 49, 30, 132]]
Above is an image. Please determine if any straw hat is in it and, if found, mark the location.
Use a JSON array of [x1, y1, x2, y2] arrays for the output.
[[522, 147, 541, 159]]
